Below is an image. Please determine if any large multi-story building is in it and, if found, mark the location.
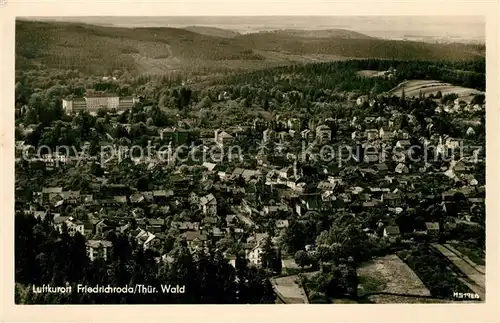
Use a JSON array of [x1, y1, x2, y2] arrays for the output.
[[85, 93, 120, 112], [62, 98, 87, 114], [62, 94, 139, 114]]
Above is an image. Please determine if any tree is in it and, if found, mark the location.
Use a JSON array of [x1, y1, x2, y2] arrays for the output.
[[197, 96, 212, 109], [294, 250, 310, 269], [282, 219, 306, 253]]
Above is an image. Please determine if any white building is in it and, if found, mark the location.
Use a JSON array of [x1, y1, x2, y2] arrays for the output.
[[86, 240, 113, 261], [62, 94, 139, 114]]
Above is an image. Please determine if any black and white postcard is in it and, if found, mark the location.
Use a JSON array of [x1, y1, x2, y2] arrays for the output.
[[1, 1, 498, 323]]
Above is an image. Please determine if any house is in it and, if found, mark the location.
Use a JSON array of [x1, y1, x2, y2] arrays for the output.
[[113, 195, 128, 204], [200, 193, 217, 215], [263, 204, 289, 216], [396, 140, 411, 149], [278, 166, 296, 180], [365, 129, 379, 141], [171, 221, 200, 232], [383, 226, 401, 238], [321, 190, 336, 202], [225, 214, 238, 227], [425, 222, 440, 236], [382, 193, 401, 206], [153, 190, 174, 204], [51, 194, 65, 208], [146, 219, 166, 233], [461, 174, 479, 186], [202, 216, 218, 227], [82, 194, 94, 205], [214, 130, 234, 146], [362, 201, 378, 208], [315, 125, 331, 144], [466, 127, 476, 137], [364, 153, 380, 163], [29, 210, 48, 221], [130, 192, 145, 204], [135, 230, 160, 250], [317, 181, 337, 191], [301, 129, 314, 141], [181, 231, 208, 251], [95, 219, 120, 236], [202, 162, 217, 172], [275, 219, 289, 229], [54, 216, 85, 236], [245, 234, 269, 266], [86, 240, 113, 261], [61, 191, 81, 204], [444, 137, 461, 150], [42, 187, 63, 202], [246, 244, 264, 267], [452, 160, 469, 173], [395, 163, 409, 174]]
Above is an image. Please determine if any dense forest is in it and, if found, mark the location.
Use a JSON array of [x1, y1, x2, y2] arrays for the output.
[[219, 59, 486, 92], [15, 212, 276, 304]]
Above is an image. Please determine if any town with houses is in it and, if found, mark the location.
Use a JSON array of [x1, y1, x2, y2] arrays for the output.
[[15, 83, 486, 303], [13, 17, 486, 305]]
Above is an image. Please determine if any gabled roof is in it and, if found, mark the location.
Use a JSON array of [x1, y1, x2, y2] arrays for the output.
[[181, 231, 207, 241], [53, 215, 69, 224], [130, 192, 145, 203], [153, 190, 174, 197], [171, 221, 200, 230], [218, 131, 233, 139], [42, 187, 63, 194], [147, 218, 166, 226], [200, 193, 216, 205], [114, 196, 128, 203], [385, 226, 400, 235], [202, 162, 217, 171]]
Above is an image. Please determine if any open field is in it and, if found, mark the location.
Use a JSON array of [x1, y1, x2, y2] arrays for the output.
[[356, 70, 386, 77], [388, 80, 483, 98], [357, 254, 431, 303], [270, 275, 309, 304]]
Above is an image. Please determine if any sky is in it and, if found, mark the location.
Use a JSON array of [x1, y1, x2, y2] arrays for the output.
[[29, 16, 485, 43]]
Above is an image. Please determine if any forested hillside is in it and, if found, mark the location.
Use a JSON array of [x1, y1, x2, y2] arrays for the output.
[[16, 20, 485, 76]]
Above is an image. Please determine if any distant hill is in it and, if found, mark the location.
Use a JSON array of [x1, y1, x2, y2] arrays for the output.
[[184, 26, 241, 38], [16, 19, 485, 76], [258, 29, 374, 39]]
